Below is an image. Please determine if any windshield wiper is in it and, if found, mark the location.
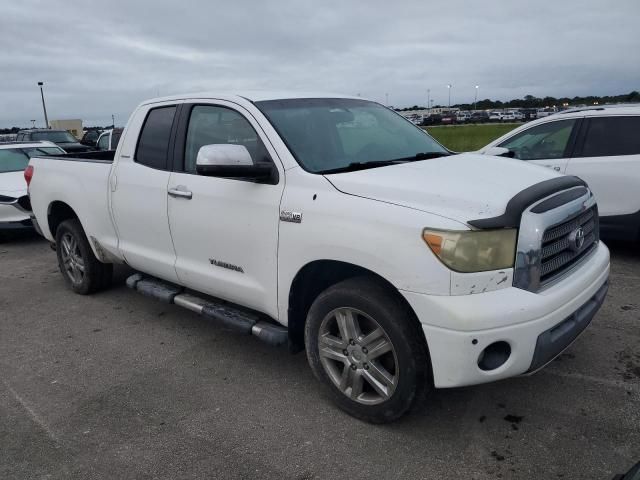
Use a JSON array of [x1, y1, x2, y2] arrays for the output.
[[320, 152, 451, 175], [320, 159, 408, 175], [389, 151, 452, 162]]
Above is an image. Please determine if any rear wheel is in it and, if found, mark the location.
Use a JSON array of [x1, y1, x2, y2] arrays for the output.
[[305, 277, 431, 423], [55, 219, 112, 294]]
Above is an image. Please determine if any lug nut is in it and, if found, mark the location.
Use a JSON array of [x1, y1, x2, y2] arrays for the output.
[[349, 339, 356, 346], [343, 349, 348, 356], [362, 347, 368, 354], [364, 363, 370, 370], [350, 364, 357, 370]]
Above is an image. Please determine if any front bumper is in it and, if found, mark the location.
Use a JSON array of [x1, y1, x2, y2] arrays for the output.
[[402, 242, 610, 388]]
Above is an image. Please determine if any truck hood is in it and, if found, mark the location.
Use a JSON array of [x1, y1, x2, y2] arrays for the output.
[[0, 171, 27, 197], [324, 153, 560, 225]]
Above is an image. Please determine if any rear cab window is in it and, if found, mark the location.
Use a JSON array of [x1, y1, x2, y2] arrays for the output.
[[135, 106, 177, 170]]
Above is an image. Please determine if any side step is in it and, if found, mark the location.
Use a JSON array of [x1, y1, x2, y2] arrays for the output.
[[126, 274, 288, 347]]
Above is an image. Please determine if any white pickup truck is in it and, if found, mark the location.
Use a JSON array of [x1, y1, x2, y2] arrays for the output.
[[27, 93, 610, 423]]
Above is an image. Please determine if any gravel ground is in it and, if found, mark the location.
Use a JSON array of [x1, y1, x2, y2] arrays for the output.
[[1, 232, 638, 480]]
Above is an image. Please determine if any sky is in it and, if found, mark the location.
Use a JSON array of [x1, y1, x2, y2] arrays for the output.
[[1, 0, 639, 127]]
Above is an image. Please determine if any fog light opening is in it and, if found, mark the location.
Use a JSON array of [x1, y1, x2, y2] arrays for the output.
[[478, 341, 511, 371]]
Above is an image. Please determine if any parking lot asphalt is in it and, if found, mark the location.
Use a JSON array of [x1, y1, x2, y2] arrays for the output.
[[1, 233, 638, 480]]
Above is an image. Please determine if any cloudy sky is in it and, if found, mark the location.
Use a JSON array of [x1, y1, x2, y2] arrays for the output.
[[1, 0, 638, 127]]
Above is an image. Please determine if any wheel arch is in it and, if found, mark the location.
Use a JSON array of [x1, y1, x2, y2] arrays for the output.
[[286, 259, 426, 354], [47, 201, 80, 238]]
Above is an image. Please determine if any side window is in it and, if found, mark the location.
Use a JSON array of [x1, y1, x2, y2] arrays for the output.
[[184, 105, 271, 174], [135, 106, 176, 169], [97, 134, 110, 150], [499, 119, 576, 160], [580, 116, 640, 157]]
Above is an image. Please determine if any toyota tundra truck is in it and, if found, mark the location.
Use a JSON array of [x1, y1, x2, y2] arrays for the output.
[[26, 93, 610, 423]]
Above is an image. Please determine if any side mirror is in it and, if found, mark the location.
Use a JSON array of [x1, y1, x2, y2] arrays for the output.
[[483, 146, 515, 158], [195, 144, 277, 184]]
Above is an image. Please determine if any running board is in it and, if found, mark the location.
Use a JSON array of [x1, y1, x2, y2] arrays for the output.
[[126, 274, 288, 347]]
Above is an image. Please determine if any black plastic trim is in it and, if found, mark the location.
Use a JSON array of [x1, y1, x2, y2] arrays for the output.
[[527, 280, 608, 373], [467, 176, 588, 229], [531, 187, 588, 213]]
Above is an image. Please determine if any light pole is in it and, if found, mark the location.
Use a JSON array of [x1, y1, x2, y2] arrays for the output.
[[447, 84, 452, 109], [30, 119, 36, 128], [37, 82, 49, 129], [427, 89, 430, 113], [474, 85, 479, 111], [111, 114, 115, 128]]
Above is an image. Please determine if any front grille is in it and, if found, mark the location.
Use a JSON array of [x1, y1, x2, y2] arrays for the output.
[[539, 206, 599, 284]]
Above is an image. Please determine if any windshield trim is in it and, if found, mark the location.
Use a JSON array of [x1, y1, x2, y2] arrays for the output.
[[254, 97, 450, 175]]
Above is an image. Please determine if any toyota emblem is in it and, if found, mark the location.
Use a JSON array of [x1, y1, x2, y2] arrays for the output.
[[568, 227, 585, 252]]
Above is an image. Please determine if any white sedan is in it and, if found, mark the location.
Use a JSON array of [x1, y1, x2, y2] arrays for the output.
[[0, 142, 65, 236]]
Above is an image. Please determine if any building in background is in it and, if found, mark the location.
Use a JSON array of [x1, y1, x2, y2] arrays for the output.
[[49, 119, 83, 139]]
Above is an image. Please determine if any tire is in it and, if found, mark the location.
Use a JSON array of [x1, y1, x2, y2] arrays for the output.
[[55, 219, 112, 295], [305, 276, 431, 423]]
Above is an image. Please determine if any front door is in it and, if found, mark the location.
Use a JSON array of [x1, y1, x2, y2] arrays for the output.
[[166, 102, 284, 318]]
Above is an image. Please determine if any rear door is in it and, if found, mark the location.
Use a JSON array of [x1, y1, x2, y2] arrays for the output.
[[110, 103, 181, 282], [496, 118, 580, 173], [166, 101, 284, 318], [567, 115, 640, 217]]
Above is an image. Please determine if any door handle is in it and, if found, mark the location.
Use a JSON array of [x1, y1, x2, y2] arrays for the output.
[[168, 186, 193, 199]]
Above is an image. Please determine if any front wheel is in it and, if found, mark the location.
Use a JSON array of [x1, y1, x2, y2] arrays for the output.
[[55, 219, 112, 294], [305, 277, 431, 423]]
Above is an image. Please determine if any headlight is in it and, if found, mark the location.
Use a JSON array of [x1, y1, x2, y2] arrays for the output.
[[422, 228, 517, 273]]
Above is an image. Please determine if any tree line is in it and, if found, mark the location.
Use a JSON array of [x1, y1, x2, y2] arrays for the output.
[[395, 90, 640, 111]]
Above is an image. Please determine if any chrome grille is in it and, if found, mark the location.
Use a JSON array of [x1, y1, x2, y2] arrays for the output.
[[539, 206, 599, 284]]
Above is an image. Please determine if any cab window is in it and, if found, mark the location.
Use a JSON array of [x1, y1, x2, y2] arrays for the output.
[[183, 105, 272, 174]]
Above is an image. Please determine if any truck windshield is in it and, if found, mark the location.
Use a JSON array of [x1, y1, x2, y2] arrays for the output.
[[32, 131, 78, 143], [255, 98, 448, 173]]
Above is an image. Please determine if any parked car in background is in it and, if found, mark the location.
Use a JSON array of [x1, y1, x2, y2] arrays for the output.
[[96, 128, 123, 151], [0, 141, 65, 236], [81, 129, 102, 147], [512, 111, 524, 121], [488, 111, 503, 122], [421, 114, 442, 126], [16, 129, 93, 153], [479, 105, 640, 240], [469, 111, 489, 123], [520, 108, 538, 121], [28, 92, 609, 423], [456, 111, 471, 123], [440, 112, 456, 124], [536, 107, 557, 118]]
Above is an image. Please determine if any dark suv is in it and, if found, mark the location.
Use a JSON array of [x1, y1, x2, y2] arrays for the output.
[[16, 129, 93, 153]]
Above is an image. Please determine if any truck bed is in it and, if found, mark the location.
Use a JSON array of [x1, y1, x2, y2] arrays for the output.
[[41, 150, 116, 162], [27, 153, 122, 262]]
